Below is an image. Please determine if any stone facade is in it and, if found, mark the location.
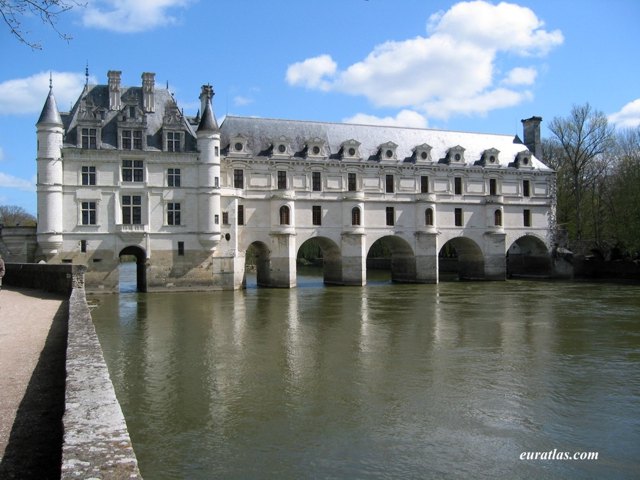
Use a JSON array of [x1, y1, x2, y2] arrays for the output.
[[36, 70, 555, 292]]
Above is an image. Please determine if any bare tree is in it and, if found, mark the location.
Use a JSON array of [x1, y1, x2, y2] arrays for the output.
[[1, 0, 85, 49], [0, 205, 36, 226]]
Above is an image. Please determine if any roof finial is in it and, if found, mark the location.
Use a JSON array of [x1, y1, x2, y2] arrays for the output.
[[49, 71, 53, 91], [85, 61, 89, 86]]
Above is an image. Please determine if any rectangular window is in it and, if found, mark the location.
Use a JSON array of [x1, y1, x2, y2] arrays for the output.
[[222, 212, 229, 225], [420, 176, 429, 194], [214, 214, 219, 225], [312, 205, 322, 226], [277, 171, 287, 190], [122, 195, 142, 225], [80, 240, 87, 253], [455, 208, 463, 226], [122, 130, 142, 150], [122, 160, 144, 182], [385, 174, 394, 193], [523, 180, 531, 197], [81, 201, 96, 225], [454, 177, 462, 195], [167, 202, 181, 226], [234, 169, 244, 189], [168, 168, 181, 187], [523, 209, 532, 227], [237, 205, 244, 226], [214, 177, 219, 188], [312, 171, 322, 191], [386, 206, 395, 226], [348, 173, 357, 192], [81, 128, 97, 149], [215, 146, 219, 156], [81, 166, 96, 186], [489, 178, 497, 196], [178, 241, 185, 256], [167, 131, 181, 152]]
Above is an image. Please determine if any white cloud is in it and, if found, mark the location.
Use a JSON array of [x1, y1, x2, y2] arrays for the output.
[[0, 71, 90, 115], [233, 95, 253, 107], [344, 110, 428, 129], [0, 147, 4, 162], [0, 172, 35, 191], [286, 1, 562, 120], [82, 0, 192, 33], [609, 99, 640, 129]]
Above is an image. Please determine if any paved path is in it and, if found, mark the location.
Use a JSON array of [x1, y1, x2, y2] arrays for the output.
[[0, 287, 68, 479]]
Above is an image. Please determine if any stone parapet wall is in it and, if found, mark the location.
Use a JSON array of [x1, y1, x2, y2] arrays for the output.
[[4, 263, 85, 295]]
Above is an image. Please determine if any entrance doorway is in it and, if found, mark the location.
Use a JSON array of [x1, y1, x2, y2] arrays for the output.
[[119, 246, 147, 292]]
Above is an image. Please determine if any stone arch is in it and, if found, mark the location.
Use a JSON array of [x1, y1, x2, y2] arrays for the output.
[[119, 245, 147, 292], [507, 234, 551, 277], [297, 236, 342, 285], [367, 235, 416, 283], [438, 237, 484, 280], [245, 240, 271, 287]]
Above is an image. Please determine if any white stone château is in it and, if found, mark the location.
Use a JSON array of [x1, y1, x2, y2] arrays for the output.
[[36, 70, 555, 292]]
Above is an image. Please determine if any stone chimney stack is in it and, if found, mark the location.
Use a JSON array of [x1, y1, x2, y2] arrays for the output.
[[142, 72, 156, 112], [107, 70, 122, 111], [521, 116, 543, 160], [199, 84, 214, 117]]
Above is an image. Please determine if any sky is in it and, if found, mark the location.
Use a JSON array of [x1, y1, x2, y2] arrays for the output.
[[0, 0, 639, 216]]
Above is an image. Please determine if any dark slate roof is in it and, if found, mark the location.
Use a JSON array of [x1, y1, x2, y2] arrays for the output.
[[220, 116, 550, 170], [37, 89, 63, 126], [197, 100, 219, 132]]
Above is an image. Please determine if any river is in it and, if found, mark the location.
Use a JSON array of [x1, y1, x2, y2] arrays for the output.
[[91, 266, 640, 479]]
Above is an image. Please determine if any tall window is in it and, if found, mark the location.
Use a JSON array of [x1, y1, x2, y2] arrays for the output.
[[237, 205, 244, 225], [455, 208, 463, 226], [348, 173, 357, 192], [523, 209, 531, 227], [523, 180, 531, 197], [277, 171, 287, 190], [122, 160, 144, 182], [167, 202, 181, 225], [489, 178, 497, 196], [386, 206, 395, 226], [421, 176, 429, 193], [177, 241, 185, 256], [122, 195, 142, 225], [454, 177, 462, 195], [81, 201, 96, 225], [425, 208, 434, 226], [222, 212, 229, 225], [279, 205, 290, 225], [312, 205, 322, 225], [234, 169, 244, 189], [351, 207, 361, 226], [494, 209, 502, 226], [168, 168, 181, 187], [385, 174, 394, 193], [122, 129, 142, 150], [81, 166, 96, 186], [167, 131, 181, 152], [312, 171, 322, 191], [81, 128, 97, 149]]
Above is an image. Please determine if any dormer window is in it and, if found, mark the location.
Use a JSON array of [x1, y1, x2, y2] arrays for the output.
[[341, 139, 361, 160], [515, 150, 533, 169], [229, 135, 250, 156], [121, 129, 143, 150], [271, 136, 291, 158], [379, 141, 398, 161], [413, 143, 432, 162], [446, 146, 466, 165], [81, 127, 98, 149], [481, 148, 500, 167], [165, 130, 182, 152], [306, 137, 326, 158]]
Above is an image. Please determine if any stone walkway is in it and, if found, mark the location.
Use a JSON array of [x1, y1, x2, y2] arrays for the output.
[[0, 287, 68, 479]]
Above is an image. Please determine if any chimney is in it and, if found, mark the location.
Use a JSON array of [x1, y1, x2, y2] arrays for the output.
[[521, 116, 542, 160], [107, 70, 122, 111], [142, 72, 156, 112], [199, 84, 214, 116]]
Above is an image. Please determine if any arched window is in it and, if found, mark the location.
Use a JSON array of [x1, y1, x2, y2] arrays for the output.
[[351, 207, 361, 226], [494, 209, 502, 226], [279, 205, 290, 225], [425, 207, 434, 226]]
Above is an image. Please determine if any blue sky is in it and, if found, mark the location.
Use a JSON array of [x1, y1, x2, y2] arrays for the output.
[[1, 0, 639, 216]]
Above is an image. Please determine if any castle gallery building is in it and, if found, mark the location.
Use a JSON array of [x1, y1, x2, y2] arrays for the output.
[[36, 71, 554, 292]]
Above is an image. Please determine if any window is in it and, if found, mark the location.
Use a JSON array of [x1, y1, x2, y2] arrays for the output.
[[385, 174, 394, 193], [348, 173, 357, 192], [454, 177, 462, 195], [494, 209, 502, 226], [312, 205, 322, 226], [178, 241, 185, 256], [237, 205, 244, 225], [167, 202, 181, 226], [167, 131, 181, 152], [81, 166, 96, 186], [168, 168, 181, 187], [215, 146, 219, 156], [214, 214, 219, 225], [523, 209, 531, 227], [81, 201, 96, 225], [122, 195, 142, 225], [80, 240, 87, 253], [312, 171, 322, 191], [351, 207, 361, 226], [214, 177, 219, 188], [81, 128, 97, 149], [234, 169, 244, 189], [279, 205, 290, 225], [489, 178, 497, 196], [425, 208, 434, 226], [222, 212, 229, 225], [386, 206, 395, 226], [455, 208, 463, 226], [122, 129, 142, 150], [277, 171, 287, 190], [122, 160, 144, 182], [523, 180, 531, 197], [421, 176, 429, 194]]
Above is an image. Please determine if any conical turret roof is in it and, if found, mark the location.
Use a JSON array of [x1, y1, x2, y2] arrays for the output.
[[37, 88, 63, 126], [197, 96, 219, 132]]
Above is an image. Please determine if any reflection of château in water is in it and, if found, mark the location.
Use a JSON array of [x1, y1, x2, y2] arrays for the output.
[[35, 70, 554, 292]]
